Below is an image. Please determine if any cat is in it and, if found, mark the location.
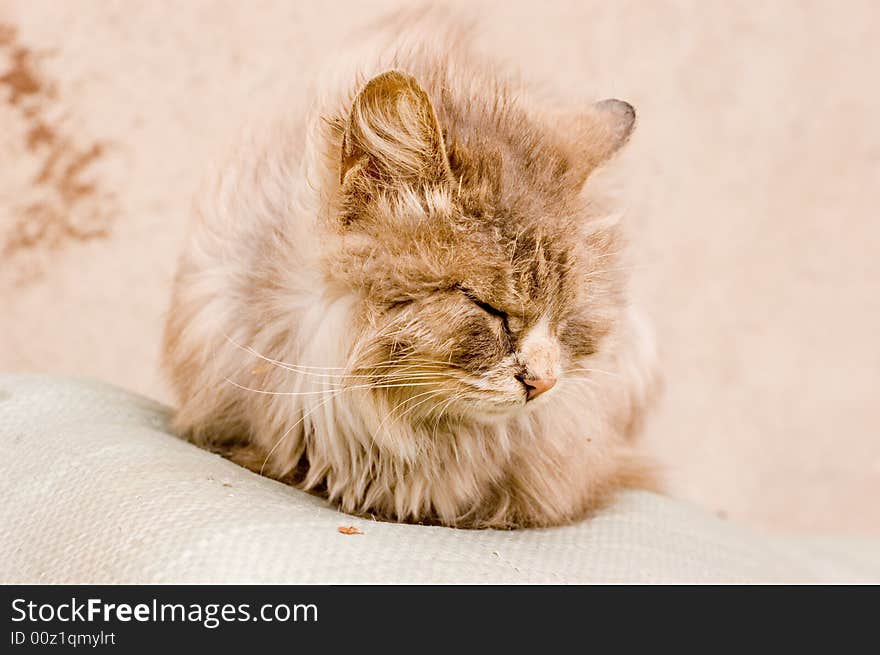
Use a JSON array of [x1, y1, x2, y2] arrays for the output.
[[162, 12, 659, 529]]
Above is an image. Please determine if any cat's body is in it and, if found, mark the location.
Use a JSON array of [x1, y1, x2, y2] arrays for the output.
[[163, 14, 659, 528]]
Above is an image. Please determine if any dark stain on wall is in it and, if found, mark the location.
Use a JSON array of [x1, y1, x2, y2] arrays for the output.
[[0, 23, 116, 282]]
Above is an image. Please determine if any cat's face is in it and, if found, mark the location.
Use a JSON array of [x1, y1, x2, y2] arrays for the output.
[[330, 71, 634, 424]]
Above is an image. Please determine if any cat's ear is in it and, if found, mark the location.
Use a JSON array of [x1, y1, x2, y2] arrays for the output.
[[592, 98, 636, 157], [563, 98, 636, 184], [340, 70, 452, 187]]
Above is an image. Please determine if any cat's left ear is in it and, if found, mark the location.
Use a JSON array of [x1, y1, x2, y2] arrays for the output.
[[339, 70, 452, 188], [563, 98, 636, 183]]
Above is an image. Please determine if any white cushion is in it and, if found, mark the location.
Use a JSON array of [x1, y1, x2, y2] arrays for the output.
[[1, 374, 877, 583]]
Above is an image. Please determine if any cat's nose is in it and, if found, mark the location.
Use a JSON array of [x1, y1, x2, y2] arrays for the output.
[[520, 376, 557, 401]]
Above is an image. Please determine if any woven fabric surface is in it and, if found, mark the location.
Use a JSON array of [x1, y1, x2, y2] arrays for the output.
[[1, 374, 877, 584]]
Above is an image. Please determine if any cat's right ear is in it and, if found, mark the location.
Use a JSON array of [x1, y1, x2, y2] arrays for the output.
[[560, 98, 637, 187], [340, 70, 452, 188]]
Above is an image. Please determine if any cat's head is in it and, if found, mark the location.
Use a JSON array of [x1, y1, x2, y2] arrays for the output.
[[327, 70, 635, 424]]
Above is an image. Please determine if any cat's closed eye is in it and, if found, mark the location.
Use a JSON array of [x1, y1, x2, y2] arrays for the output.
[[457, 286, 531, 335], [457, 286, 510, 330], [462, 291, 505, 319]]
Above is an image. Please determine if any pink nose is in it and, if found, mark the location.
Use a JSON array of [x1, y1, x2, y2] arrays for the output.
[[521, 376, 557, 401]]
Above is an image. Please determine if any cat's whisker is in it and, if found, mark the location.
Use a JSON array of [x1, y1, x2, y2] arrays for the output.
[[225, 378, 451, 397], [565, 367, 621, 379], [581, 264, 645, 279], [556, 384, 592, 399], [225, 334, 347, 371], [396, 389, 445, 424], [562, 378, 604, 388], [264, 357, 452, 379], [590, 249, 625, 262], [257, 381, 452, 477], [279, 371, 459, 386], [245, 370, 458, 388], [431, 391, 465, 442], [226, 334, 458, 378], [258, 387, 348, 476], [554, 384, 597, 408], [239, 358, 460, 386], [262, 363, 451, 380], [372, 388, 445, 442]]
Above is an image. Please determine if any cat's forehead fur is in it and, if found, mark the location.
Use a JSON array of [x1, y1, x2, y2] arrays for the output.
[[342, 195, 598, 319], [329, 66, 625, 324]]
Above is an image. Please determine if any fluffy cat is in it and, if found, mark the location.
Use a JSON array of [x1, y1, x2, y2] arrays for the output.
[[162, 14, 659, 528]]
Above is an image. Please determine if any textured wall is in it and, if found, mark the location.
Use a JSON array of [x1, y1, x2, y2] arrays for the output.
[[1, 1, 878, 535]]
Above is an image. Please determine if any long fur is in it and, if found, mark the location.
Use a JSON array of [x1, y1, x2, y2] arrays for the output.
[[162, 11, 660, 528]]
